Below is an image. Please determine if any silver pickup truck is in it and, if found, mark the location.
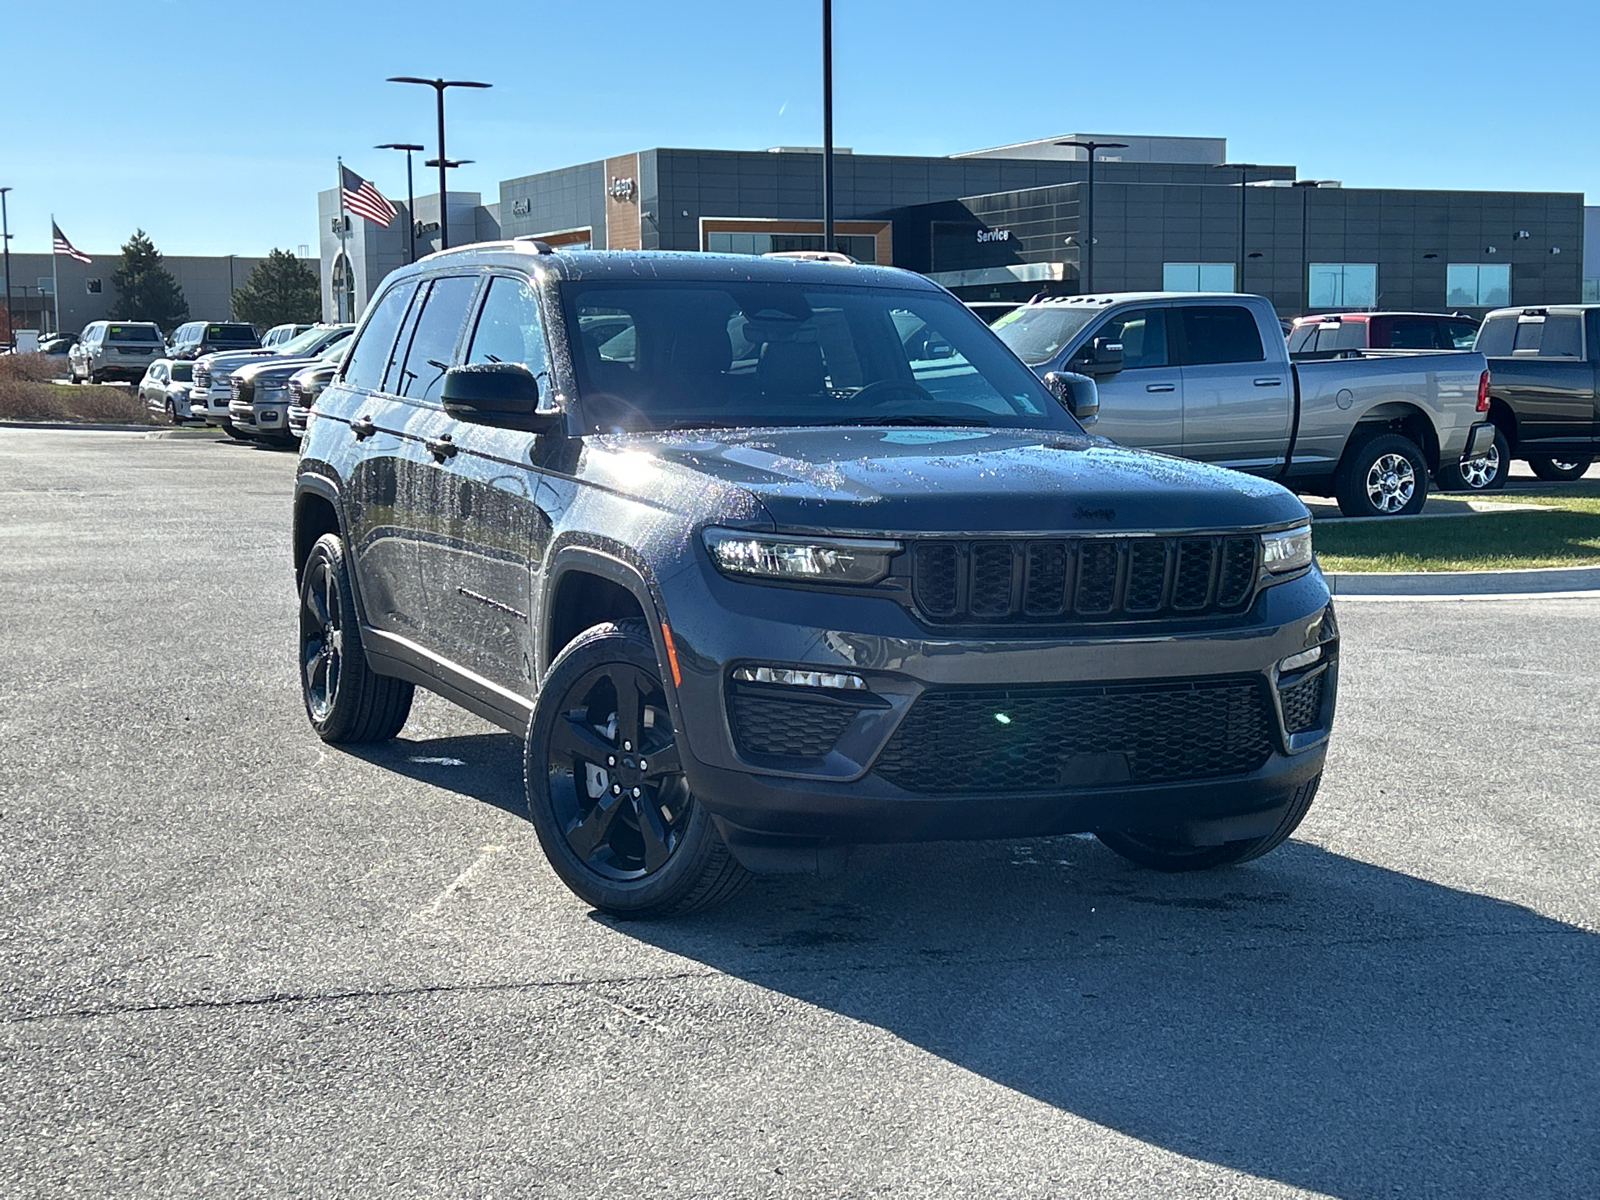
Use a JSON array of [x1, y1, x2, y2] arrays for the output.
[[994, 292, 1495, 516]]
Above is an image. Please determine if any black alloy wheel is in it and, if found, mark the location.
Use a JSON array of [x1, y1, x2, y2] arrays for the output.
[[1527, 455, 1593, 483], [525, 621, 751, 916], [297, 533, 413, 743]]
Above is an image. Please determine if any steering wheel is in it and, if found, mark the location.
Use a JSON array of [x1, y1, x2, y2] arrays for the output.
[[852, 379, 937, 406]]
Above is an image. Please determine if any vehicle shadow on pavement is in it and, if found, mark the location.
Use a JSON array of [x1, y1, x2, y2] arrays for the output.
[[613, 837, 1600, 1198], [342, 732, 530, 819]]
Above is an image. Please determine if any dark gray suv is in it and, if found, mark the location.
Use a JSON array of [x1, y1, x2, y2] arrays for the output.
[[294, 244, 1337, 916]]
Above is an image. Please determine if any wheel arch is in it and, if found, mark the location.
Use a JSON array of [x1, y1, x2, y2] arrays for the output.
[[1344, 401, 1440, 472], [541, 547, 669, 680], [1487, 396, 1520, 452]]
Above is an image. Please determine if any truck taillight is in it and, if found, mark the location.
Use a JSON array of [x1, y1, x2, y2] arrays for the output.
[[1477, 369, 1491, 412]]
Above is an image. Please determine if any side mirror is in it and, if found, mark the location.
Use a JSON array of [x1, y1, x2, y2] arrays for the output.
[[441, 362, 562, 432], [1043, 370, 1099, 426], [1089, 336, 1124, 374]]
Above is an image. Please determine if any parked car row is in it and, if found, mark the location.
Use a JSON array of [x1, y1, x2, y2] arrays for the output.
[[160, 323, 354, 442]]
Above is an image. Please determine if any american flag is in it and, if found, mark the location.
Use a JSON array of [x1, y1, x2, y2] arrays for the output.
[[52, 222, 92, 264], [340, 165, 399, 226]]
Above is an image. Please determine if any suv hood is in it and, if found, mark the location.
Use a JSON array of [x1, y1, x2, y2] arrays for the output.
[[599, 426, 1307, 534]]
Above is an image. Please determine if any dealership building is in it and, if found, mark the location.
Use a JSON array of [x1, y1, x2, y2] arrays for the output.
[[318, 132, 1592, 321]]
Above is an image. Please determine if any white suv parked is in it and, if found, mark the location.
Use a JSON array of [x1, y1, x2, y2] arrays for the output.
[[69, 322, 167, 384]]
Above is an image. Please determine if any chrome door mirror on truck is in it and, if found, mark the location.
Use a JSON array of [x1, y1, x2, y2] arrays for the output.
[[1043, 370, 1099, 426], [441, 363, 564, 433]]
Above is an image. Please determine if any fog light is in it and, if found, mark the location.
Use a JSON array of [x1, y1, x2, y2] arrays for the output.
[[1279, 646, 1323, 673], [733, 666, 867, 691]]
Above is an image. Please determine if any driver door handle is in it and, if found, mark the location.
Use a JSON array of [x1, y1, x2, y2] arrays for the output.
[[1254, 378, 1284, 387], [1145, 383, 1176, 393], [350, 415, 376, 440]]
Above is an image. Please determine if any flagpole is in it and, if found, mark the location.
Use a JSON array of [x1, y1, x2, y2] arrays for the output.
[[50, 214, 59, 337], [336, 158, 350, 321]]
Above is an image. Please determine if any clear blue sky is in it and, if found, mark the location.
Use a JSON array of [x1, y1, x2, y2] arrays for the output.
[[3, 0, 1595, 257]]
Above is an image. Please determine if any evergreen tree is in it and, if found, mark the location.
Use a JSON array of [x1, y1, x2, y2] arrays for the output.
[[230, 249, 322, 329], [109, 231, 189, 332]]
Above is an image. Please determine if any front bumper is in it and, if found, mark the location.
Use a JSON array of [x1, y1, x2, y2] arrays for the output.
[[659, 559, 1338, 851], [190, 384, 233, 424], [252, 400, 291, 435], [228, 396, 258, 431]]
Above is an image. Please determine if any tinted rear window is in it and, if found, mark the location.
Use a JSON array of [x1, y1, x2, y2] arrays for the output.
[[1174, 306, 1265, 365], [1539, 314, 1583, 358], [207, 325, 258, 341], [107, 325, 161, 342], [1512, 320, 1545, 353], [1474, 315, 1516, 357], [1384, 318, 1443, 350]]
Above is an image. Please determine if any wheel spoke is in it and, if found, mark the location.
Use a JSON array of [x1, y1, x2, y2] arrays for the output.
[[567, 792, 626, 860], [308, 653, 328, 692], [550, 711, 617, 766], [613, 668, 646, 750], [636, 797, 675, 872], [640, 741, 681, 780]]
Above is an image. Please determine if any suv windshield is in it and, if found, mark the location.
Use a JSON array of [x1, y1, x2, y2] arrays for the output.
[[169, 362, 194, 382], [277, 327, 337, 356], [990, 305, 1103, 365], [560, 282, 1066, 433]]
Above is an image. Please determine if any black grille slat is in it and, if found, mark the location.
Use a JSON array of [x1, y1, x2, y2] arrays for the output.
[[908, 535, 1261, 625], [969, 542, 1016, 617], [913, 543, 959, 617], [1279, 672, 1325, 734], [729, 691, 860, 758], [874, 678, 1273, 795], [1023, 542, 1069, 616]]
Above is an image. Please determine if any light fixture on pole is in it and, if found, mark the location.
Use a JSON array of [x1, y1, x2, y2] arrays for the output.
[[0, 187, 13, 351], [377, 143, 425, 264], [386, 76, 492, 251], [1055, 140, 1126, 294], [821, 0, 834, 254], [1215, 163, 1261, 292]]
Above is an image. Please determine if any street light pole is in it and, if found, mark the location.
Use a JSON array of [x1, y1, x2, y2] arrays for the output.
[[1293, 179, 1329, 314], [1216, 163, 1260, 292], [1055, 140, 1126, 294], [821, 0, 834, 254], [387, 77, 491, 252], [225, 254, 235, 319], [377, 143, 425, 263], [0, 187, 13, 351]]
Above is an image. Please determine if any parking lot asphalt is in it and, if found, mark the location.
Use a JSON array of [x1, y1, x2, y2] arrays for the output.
[[2, 428, 1598, 1200]]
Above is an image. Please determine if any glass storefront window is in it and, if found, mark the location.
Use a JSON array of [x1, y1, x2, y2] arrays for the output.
[[1308, 263, 1378, 308], [1447, 263, 1511, 307], [1583, 277, 1600, 303], [707, 231, 876, 262], [1163, 262, 1235, 292]]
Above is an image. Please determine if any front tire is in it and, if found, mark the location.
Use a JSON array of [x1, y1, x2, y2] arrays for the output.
[[524, 620, 752, 917], [1439, 427, 1509, 492], [298, 532, 414, 744], [1335, 432, 1429, 517], [1097, 774, 1320, 871], [1527, 455, 1593, 482]]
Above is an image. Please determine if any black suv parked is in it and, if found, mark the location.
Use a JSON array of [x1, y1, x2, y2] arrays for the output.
[[294, 245, 1338, 916], [168, 321, 260, 360]]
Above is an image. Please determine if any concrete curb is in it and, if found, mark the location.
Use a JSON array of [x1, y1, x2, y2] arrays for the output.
[[1326, 564, 1600, 596], [1, 421, 160, 433]]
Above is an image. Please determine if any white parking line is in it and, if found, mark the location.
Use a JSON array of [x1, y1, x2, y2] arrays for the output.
[[406, 844, 505, 928]]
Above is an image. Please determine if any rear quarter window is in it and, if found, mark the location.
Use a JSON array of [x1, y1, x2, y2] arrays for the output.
[[1538, 314, 1583, 358]]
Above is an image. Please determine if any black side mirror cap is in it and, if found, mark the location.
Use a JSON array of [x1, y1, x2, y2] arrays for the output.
[[1044, 370, 1099, 425], [441, 363, 563, 433]]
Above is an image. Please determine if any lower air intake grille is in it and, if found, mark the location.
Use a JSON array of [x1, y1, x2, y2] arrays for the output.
[[1278, 672, 1325, 734], [728, 689, 861, 759], [874, 678, 1273, 795]]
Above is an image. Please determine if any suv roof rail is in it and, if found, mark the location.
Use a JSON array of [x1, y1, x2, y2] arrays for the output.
[[512, 236, 555, 254]]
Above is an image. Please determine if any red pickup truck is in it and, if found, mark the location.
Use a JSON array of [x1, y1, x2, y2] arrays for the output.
[[1289, 312, 1480, 354]]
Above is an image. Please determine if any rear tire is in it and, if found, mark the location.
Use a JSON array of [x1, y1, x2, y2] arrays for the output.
[[1335, 432, 1429, 517], [1438, 426, 1509, 492], [1527, 455, 1593, 482], [524, 620, 753, 917], [1096, 774, 1320, 872], [298, 532, 413, 744]]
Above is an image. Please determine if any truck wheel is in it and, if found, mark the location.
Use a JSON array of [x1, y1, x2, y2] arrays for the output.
[[1335, 433, 1428, 517], [1527, 455, 1593, 482], [1439, 427, 1509, 492], [1096, 774, 1320, 872], [298, 532, 414, 743], [524, 620, 753, 918]]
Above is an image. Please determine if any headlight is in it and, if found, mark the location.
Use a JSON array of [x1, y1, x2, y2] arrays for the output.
[[1261, 524, 1313, 574], [703, 528, 900, 585], [258, 382, 289, 398]]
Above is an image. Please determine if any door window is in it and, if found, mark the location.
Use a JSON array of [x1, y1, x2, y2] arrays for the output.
[[1444, 321, 1479, 350], [466, 275, 549, 388], [1096, 308, 1167, 369], [1538, 314, 1583, 358], [341, 282, 417, 392], [1172, 306, 1265, 365], [396, 276, 479, 402]]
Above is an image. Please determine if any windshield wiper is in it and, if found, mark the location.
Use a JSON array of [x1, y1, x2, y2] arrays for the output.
[[835, 414, 991, 427]]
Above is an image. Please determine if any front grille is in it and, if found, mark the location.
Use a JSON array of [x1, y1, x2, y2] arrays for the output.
[[874, 677, 1273, 795], [1279, 672, 1325, 734], [909, 535, 1260, 624], [728, 689, 862, 758]]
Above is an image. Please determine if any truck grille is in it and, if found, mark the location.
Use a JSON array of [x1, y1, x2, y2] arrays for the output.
[[873, 677, 1273, 795], [728, 689, 863, 759], [910, 535, 1259, 624]]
